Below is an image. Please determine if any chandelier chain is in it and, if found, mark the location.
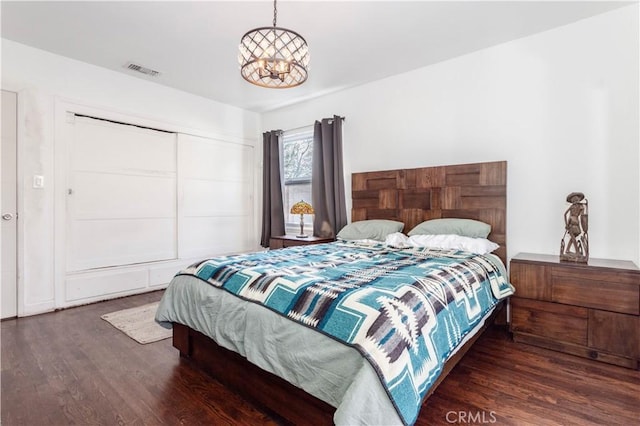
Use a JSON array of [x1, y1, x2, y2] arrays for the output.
[[273, 0, 277, 27]]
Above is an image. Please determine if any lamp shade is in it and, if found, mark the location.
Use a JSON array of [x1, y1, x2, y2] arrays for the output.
[[238, 27, 309, 88], [238, 0, 309, 89], [290, 200, 314, 215]]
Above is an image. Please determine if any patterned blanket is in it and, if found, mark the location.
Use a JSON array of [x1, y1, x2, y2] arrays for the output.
[[177, 241, 513, 425]]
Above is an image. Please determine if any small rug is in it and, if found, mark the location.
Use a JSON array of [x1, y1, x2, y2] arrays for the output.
[[101, 302, 171, 344]]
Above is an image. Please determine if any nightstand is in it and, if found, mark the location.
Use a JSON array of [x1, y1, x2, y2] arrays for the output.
[[509, 252, 640, 369], [269, 235, 335, 250]]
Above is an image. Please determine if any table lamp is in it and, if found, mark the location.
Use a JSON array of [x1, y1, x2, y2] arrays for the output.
[[290, 200, 314, 238]]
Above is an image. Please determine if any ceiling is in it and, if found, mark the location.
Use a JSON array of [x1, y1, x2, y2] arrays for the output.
[[1, 1, 632, 113]]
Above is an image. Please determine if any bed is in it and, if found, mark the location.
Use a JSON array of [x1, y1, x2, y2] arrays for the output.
[[156, 161, 511, 425]]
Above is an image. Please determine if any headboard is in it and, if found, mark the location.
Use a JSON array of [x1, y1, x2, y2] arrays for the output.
[[352, 161, 507, 264]]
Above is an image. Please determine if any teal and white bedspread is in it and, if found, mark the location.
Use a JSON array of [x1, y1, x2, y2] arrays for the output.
[[156, 241, 513, 425]]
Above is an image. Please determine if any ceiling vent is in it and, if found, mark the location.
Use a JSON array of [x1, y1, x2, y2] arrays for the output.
[[124, 62, 161, 77]]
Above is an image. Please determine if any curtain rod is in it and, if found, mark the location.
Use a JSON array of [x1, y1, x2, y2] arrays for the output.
[[282, 124, 313, 134], [282, 116, 346, 134]]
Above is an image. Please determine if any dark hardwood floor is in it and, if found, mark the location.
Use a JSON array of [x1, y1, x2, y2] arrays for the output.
[[2, 291, 639, 425]]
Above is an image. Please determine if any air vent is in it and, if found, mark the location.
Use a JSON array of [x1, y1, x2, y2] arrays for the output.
[[124, 62, 161, 77]]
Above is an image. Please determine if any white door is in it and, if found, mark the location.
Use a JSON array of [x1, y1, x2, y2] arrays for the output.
[[1, 90, 18, 318], [66, 115, 177, 272]]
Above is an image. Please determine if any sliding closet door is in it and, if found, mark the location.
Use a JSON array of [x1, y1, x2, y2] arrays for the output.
[[66, 116, 177, 272], [178, 134, 254, 258]]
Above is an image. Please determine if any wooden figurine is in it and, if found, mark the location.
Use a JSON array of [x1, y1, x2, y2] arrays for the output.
[[560, 192, 589, 263]]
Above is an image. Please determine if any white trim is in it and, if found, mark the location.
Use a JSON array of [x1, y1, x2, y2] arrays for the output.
[[21, 300, 56, 317], [15, 90, 26, 317], [54, 99, 69, 307]]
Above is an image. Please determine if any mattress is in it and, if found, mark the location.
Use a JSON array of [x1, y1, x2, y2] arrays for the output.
[[156, 241, 513, 425]]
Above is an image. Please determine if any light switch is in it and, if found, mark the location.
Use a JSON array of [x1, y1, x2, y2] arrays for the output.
[[33, 175, 44, 189]]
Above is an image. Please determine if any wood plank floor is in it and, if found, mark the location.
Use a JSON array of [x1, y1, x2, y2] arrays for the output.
[[2, 291, 639, 425]]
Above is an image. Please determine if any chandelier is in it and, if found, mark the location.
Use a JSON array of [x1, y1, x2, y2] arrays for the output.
[[238, 0, 310, 88]]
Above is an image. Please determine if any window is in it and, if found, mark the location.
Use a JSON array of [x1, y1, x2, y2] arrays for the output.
[[282, 126, 314, 234]]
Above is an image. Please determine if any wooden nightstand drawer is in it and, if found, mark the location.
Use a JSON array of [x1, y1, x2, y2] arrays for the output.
[[511, 298, 587, 345], [551, 274, 639, 315], [589, 310, 640, 359], [510, 262, 550, 300]]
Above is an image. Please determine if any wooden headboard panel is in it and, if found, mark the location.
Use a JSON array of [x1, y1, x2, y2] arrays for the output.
[[352, 161, 507, 264]]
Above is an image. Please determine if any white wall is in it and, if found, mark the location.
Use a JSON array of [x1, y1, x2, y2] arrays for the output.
[[1, 39, 261, 316], [3, 5, 638, 317], [262, 5, 640, 267]]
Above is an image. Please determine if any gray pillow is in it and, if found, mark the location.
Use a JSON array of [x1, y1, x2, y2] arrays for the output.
[[408, 218, 491, 238], [337, 220, 404, 241]]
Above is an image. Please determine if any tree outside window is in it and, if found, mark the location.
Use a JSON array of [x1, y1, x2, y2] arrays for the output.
[[282, 127, 314, 234]]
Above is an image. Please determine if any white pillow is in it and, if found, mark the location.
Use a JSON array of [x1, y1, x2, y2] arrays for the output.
[[384, 232, 411, 247], [407, 234, 499, 255]]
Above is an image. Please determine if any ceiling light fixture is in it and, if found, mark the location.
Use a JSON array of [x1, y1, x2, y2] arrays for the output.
[[238, 0, 309, 88]]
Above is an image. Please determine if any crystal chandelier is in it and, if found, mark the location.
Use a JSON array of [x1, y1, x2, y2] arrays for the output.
[[238, 0, 310, 88]]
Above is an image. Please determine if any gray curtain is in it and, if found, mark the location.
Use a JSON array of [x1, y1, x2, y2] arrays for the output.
[[260, 130, 285, 247], [312, 116, 347, 238]]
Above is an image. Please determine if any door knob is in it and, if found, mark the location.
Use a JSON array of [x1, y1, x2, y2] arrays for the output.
[[2, 213, 13, 221]]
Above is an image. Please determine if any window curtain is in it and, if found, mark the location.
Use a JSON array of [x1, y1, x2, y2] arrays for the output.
[[312, 115, 347, 238], [260, 130, 285, 247]]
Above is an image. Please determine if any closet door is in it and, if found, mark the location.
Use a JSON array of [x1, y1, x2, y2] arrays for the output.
[[178, 134, 254, 258], [66, 116, 177, 272]]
